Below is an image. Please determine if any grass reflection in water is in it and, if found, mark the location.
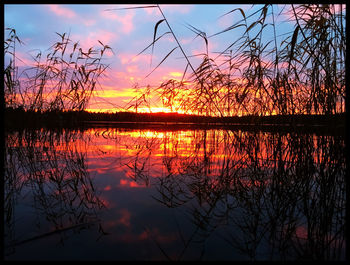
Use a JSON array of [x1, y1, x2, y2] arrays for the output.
[[4, 127, 345, 261]]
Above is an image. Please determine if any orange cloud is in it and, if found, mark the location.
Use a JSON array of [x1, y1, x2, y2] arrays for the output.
[[92, 86, 138, 98], [169, 72, 182, 77]]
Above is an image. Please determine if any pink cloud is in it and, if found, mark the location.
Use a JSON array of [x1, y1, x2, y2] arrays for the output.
[[126, 65, 139, 73], [82, 18, 96, 27], [144, 7, 158, 16], [47, 5, 76, 19], [7, 50, 34, 67], [99, 68, 142, 90], [101, 9, 135, 34], [118, 53, 154, 66], [71, 30, 118, 53], [144, 4, 194, 15], [180, 37, 193, 45], [278, 4, 346, 25], [333, 4, 346, 14], [47, 5, 96, 27]]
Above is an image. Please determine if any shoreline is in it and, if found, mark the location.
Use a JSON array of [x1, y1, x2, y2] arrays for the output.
[[4, 108, 346, 135]]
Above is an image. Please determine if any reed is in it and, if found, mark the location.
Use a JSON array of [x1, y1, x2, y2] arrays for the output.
[[112, 4, 345, 118], [4, 28, 113, 113]]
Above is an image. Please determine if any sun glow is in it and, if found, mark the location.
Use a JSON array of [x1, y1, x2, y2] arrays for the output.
[[136, 107, 188, 114], [85, 106, 193, 114]]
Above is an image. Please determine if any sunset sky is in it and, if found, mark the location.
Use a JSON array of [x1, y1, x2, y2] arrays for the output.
[[5, 4, 297, 113]]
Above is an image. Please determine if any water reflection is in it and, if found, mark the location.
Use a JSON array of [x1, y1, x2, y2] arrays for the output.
[[4, 127, 345, 260], [4, 129, 106, 257]]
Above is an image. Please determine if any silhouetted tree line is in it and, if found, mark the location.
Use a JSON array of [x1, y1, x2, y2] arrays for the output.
[[5, 106, 345, 131]]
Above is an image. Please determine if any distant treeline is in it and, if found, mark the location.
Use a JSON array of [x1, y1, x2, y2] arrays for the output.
[[4, 107, 345, 130]]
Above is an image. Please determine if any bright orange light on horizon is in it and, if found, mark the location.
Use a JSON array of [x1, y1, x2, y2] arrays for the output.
[[135, 107, 192, 114], [86, 106, 193, 115]]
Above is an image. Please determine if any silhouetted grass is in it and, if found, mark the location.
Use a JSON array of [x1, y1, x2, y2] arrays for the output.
[[112, 4, 345, 118], [4, 28, 112, 113]]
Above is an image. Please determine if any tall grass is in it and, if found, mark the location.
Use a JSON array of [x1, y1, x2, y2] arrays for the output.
[[4, 28, 113, 112], [4, 28, 24, 109], [113, 4, 345, 117]]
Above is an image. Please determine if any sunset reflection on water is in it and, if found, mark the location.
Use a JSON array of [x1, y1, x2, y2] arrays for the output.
[[4, 127, 346, 260]]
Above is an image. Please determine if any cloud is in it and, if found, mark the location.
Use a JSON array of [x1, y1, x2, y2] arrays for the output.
[[47, 4, 97, 28], [146, 4, 194, 15], [276, 4, 346, 26], [118, 53, 154, 66], [47, 5, 77, 19], [169, 71, 182, 77], [180, 37, 193, 45], [82, 18, 96, 27], [142, 4, 194, 22], [6, 50, 34, 68], [99, 68, 143, 89], [71, 30, 118, 52], [126, 65, 139, 73], [92, 87, 137, 99], [101, 9, 135, 34]]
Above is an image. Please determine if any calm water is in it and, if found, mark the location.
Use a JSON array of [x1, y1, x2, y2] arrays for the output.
[[4, 126, 346, 261]]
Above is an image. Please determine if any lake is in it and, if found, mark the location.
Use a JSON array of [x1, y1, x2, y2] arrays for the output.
[[4, 126, 346, 261]]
